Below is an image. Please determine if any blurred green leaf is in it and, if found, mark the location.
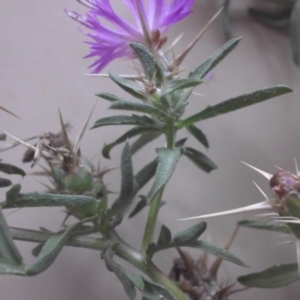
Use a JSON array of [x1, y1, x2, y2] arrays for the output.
[[189, 37, 242, 80], [177, 85, 293, 129], [92, 115, 164, 130], [186, 125, 209, 148], [102, 126, 164, 159], [0, 163, 25, 177], [238, 264, 300, 288], [238, 220, 291, 234], [4, 184, 98, 209], [141, 277, 177, 300], [109, 73, 145, 100], [110, 143, 136, 216], [0, 207, 23, 264], [0, 178, 12, 188], [110, 101, 167, 119], [95, 92, 128, 102], [174, 138, 188, 147], [131, 132, 162, 155], [249, 7, 291, 28], [147, 148, 183, 204], [183, 147, 217, 173], [156, 225, 172, 249], [172, 222, 207, 244], [0, 133, 6, 141], [161, 78, 202, 97], [223, 0, 232, 40], [128, 196, 147, 219], [0, 258, 25, 275], [135, 158, 158, 191]]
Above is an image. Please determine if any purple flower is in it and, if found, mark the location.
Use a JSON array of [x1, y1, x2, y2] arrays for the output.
[[67, 0, 194, 73]]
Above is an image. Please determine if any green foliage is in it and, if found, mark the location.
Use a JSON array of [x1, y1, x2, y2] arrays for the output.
[[238, 220, 291, 234]]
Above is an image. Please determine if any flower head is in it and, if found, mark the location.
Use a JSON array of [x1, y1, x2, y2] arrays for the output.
[[67, 0, 194, 73]]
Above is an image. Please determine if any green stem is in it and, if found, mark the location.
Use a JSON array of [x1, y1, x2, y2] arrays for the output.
[[166, 118, 176, 149], [141, 187, 164, 254]]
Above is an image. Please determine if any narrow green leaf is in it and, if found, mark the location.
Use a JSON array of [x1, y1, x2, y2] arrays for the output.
[[92, 115, 164, 130], [102, 126, 164, 159], [186, 125, 209, 148], [0, 207, 23, 264], [0, 163, 25, 177], [238, 264, 300, 288], [95, 92, 128, 102], [109, 72, 145, 100], [177, 85, 293, 129], [222, 0, 232, 40], [161, 78, 202, 97], [130, 42, 158, 82], [103, 247, 138, 300], [0, 178, 12, 188], [4, 184, 98, 209], [26, 222, 82, 275], [174, 138, 188, 147], [141, 277, 177, 300], [147, 148, 183, 204], [172, 222, 207, 244], [157, 225, 172, 248], [128, 196, 147, 218], [183, 147, 217, 173], [0, 133, 6, 141], [249, 7, 291, 28], [110, 143, 136, 216], [135, 158, 159, 191], [110, 101, 167, 118], [131, 132, 162, 155], [238, 220, 292, 234], [189, 37, 242, 80], [0, 258, 26, 275]]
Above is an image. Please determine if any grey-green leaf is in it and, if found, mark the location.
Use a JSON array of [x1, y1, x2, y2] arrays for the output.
[[172, 222, 207, 245], [102, 126, 164, 159], [141, 277, 177, 300], [95, 92, 128, 102], [128, 196, 147, 218], [290, 0, 300, 65], [131, 132, 162, 155], [0, 207, 23, 264], [183, 147, 217, 173], [238, 220, 292, 234], [161, 78, 202, 97], [238, 264, 300, 288], [135, 158, 158, 191], [189, 37, 241, 80], [157, 225, 172, 248], [147, 148, 183, 204], [109, 72, 145, 100], [186, 125, 209, 148], [92, 115, 164, 130], [0, 178, 12, 188], [110, 143, 136, 216], [222, 0, 232, 40], [110, 101, 167, 118], [177, 85, 293, 129], [26, 222, 81, 275], [0, 162, 25, 177]]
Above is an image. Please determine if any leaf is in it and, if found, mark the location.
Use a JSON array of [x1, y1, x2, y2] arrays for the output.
[[128, 196, 147, 218], [110, 143, 136, 216], [238, 264, 300, 288], [172, 222, 207, 244], [222, 0, 232, 40], [249, 7, 291, 28], [103, 247, 140, 300], [186, 125, 209, 148], [130, 42, 160, 82], [102, 126, 164, 159], [26, 222, 82, 275], [141, 277, 177, 300], [95, 92, 128, 102], [189, 37, 241, 80], [161, 78, 202, 97], [131, 132, 162, 155], [0, 258, 25, 275], [156, 225, 172, 249], [183, 147, 217, 173], [0, 162, 25, 177], [238, 220, 292, 234], [110, 101, 167, 118], [109, 72, 145, 100], [146, 148, 183, 204], [0, 178, 12, 188], [135, 158, 159, 191], [177, 85, 293, 129], [4, 184, 98, 210], [92, 115, 164, 129], [0, 207, 23, 264], [0, 133, 6, 141]]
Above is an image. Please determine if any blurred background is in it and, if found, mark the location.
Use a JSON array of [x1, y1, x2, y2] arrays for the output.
[[0, 0, 300, 299]]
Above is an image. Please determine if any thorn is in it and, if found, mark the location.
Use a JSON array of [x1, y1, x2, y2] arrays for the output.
[[252, 181, 268, 200], [241, 161, 272, 180], [164, 33, 184, 54], [179, 201, 272, 221], [0, 105, 20, 119]]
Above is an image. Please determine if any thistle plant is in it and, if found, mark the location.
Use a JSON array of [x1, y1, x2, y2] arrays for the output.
[[0, 1, 296, 299]]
